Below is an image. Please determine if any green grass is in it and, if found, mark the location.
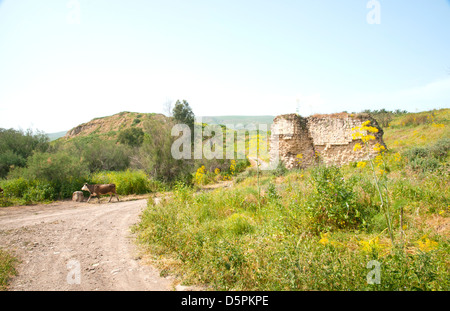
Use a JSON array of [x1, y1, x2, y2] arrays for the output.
[[0, 249, 17, 291], [135, 162, 449, 290]]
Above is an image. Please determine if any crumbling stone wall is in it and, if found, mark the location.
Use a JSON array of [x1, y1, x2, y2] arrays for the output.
[[270, 113, 386, 169]]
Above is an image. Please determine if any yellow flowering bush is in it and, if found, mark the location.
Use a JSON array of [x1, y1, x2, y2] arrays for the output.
[[194, 165, 207, 185], [358, 236, 391, 256], [415, 235, 439, 252]]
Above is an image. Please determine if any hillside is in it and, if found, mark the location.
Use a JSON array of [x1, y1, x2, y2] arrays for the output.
[[382, 108, 449, 152], [63, 111, 166, 140]]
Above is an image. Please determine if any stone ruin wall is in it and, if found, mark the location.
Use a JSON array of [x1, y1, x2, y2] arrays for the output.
[[270, 113, 386, 169]]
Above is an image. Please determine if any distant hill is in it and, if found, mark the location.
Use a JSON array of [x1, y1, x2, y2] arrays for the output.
[[199, 115, 275, 128], [46, 131, 67, 141]]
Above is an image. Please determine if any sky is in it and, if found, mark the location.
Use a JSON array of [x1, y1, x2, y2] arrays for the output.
[[0, 0, 449, 133]]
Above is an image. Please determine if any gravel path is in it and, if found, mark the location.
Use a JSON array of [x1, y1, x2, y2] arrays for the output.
[[0, 199, 175, 291]]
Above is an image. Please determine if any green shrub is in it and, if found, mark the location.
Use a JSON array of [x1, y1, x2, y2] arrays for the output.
[[0, 128, 49, 178], [0, 177, 30, 198], [22, 180, 56, 203], [404, 138, 449, 173], [307, 166, 365, 232]]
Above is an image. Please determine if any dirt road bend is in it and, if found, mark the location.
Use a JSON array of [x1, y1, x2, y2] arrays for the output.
[[0, 199, 174, 291]]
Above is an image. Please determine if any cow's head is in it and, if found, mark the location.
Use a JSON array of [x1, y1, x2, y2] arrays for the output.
[[81, 183, 89, 191]]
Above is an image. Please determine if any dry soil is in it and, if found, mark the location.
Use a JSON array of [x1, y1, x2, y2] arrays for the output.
[[0, 198, 176, 291]]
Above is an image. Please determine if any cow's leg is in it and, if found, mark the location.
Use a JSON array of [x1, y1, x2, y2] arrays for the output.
[[97, 195, 100, 203], [116, 194, 119, 202], [109, 194, 113, 202], [87, 195, 92, 203]]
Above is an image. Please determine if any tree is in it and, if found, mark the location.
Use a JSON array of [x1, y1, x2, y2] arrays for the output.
[[139, 118, 193, 183], [172, 100, 195, 132], [0, 128, 49, 178]]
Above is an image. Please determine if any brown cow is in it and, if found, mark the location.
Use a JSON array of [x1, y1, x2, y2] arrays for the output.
[[81, 183, 119, 203]]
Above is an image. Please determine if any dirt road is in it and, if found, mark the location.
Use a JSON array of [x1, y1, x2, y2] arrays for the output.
[[0, 198, 175, 291]]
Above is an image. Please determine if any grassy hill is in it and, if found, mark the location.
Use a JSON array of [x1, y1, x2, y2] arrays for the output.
[[383, 108, 449, 152]]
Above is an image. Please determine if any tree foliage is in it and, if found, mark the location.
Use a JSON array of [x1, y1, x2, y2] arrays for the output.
[[139, 118, 192, 183], [118, 127, 144, 147], [0, 128, 49, 178], [172, 99, 195, 132]]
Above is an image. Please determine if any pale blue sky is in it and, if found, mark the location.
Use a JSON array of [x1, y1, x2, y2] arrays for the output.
[[0, 0, 449, 132]]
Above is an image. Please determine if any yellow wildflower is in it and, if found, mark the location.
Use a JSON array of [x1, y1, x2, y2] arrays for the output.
[[353, 143, 362, 151], [361, 134, 376, 143], [373, 143, 386, 153], [357, 161, 367, 168], [432, 123, 445, 128], [319, 233, 329, 245], [415, 235, 438, 252]]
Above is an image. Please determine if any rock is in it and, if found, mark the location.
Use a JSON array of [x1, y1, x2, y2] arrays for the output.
[[72, 191, 84, 202]]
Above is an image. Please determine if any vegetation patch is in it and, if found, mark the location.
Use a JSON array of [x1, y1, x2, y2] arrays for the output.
[[0, 249, 17, 291]]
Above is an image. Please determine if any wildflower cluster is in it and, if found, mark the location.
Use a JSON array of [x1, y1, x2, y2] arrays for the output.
[[358, 236, 391, 256], [296, 153, 303, 166], [229, 160, 236, 175], [351, 120, 379, 143], [219, 160, 237, 181], [415, 235, 439, 252], [194, 165, 206, 185], [318, 233, 342, 247]]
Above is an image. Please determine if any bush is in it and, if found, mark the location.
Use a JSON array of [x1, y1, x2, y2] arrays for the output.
[[401, 114, 430, 126], [78, 138, 131, 172], [307, 166, 365, 232], [22, 180, 56, 203], [404, 138, 449, 173], [0, 178, 30, 198], [0, 128, 49, 178]]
